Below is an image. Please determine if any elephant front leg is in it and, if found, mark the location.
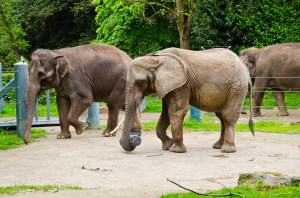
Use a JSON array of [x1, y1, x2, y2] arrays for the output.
[[272, 89, 289, 116], [56, 96, 72, 139], [167, 96, 189, 153], [213, 112, 225, 149], [253, 82, 267, 117], [156, 101, 174, 150]]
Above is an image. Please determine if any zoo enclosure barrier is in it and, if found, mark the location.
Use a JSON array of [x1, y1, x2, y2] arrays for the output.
[[0, 61, 100, 138]]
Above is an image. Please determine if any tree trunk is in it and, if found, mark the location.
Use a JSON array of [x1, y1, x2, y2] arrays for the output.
[[176, 0, 193, 50]]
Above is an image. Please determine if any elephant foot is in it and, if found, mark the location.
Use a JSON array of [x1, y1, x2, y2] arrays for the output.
[[57, 132, 71, 139], [212, 140, 223, 149], [162, 138, 175, 150], [102, 130, 116, 137], [277, 111, 289, 117], [75, 121, 87, 135], [253, 110, 262, 117], [221, 143, 236, 153], [169, 144, 187, 153]]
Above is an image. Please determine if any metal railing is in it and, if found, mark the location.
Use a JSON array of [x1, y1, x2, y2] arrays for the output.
[[0, 61, 100, 137]]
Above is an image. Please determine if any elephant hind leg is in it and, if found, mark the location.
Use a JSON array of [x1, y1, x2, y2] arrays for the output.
[[218, 108, 241, 153], [68, 96, 91, 135], [272, 89, 289, 116], [102, 105, 120, 137], [213, 112, 225, 149]]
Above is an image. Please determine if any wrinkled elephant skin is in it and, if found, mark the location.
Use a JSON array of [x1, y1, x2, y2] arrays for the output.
[[120, 48, 254, 153], [23, 44, 141, 144], [240, 43, 300, 117]]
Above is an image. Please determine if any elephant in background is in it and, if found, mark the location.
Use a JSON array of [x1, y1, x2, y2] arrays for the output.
[[120, 47, 254, 153], [239, 43, 300, 117], [23, 44, 141, 144]]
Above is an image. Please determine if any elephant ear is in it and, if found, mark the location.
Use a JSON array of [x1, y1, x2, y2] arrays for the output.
[[152, 53, 188, 99], [55, 55, 69, 78]]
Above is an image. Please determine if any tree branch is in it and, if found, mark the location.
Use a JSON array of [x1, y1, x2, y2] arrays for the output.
[[126, 0, 176, 15], [167, 178, 241, 197]]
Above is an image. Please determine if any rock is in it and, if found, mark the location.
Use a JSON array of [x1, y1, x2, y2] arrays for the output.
[[238, 172, 299, 187]]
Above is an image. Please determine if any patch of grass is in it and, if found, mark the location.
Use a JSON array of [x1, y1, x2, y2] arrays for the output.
[[243, 91, 300, 110], [0, 128, 47, 150], [0, 103, 58, 117], [162, 184, 300, 198], [0, 185, 83, 195], [142, 114, 300, 134]]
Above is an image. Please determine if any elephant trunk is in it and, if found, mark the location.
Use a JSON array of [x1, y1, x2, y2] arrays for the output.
[[119, 97, 139, 152], [23, 79, 40, 144]]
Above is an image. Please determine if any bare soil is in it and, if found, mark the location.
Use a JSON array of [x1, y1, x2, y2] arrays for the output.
[[0, 110, 299, 198]]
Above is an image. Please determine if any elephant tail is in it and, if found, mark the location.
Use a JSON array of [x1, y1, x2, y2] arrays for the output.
[[248, 81, 255, 136]]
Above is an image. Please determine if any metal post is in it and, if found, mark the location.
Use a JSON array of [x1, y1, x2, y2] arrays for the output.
[[87, 102, 100, 129], [0, 63, 3, 113], [14, 61, 28, 137], [46, 89, 50, 120], [190, 106, 202, 122], [140, 97, 146, 111]]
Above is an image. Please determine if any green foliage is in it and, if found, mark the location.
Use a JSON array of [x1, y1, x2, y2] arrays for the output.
[[142, 114, 300, 133], [93, 0, 179, 57], [0, 185, 83, 195], [192, 0, 300, 53], [0, 102, 58, 117], [162, 184, 300, 197], [0, 128, 47, 150], [0, 0, 30, 68], [15, 0, 97, 53]]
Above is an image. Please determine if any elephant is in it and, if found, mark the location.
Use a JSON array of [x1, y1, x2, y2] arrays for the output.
[[23, 44, 141, 144], [120, 47, 254, 153], [239, 43, 300, 117]]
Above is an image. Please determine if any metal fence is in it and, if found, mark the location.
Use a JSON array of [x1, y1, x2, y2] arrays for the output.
[[0, 61, 100, 137]]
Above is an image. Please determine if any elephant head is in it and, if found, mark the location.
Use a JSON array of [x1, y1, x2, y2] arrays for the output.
[[120, 52, 188, 151], [239, 47, 260, 78], [23, 49, 69, 144]]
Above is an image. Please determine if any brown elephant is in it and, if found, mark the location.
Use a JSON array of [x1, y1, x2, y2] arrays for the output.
[[120, 47, 254, 153], [239, 43, 300, 117], [23, 44, 141, 144]]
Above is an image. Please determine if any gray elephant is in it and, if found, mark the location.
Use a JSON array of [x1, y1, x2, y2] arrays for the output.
[[239, 43, 300, 117], [23, 44, 141, 144], [120, 47, 254, 153]]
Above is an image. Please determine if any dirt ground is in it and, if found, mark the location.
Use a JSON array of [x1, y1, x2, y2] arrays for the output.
[[0, 110, 299, 198]]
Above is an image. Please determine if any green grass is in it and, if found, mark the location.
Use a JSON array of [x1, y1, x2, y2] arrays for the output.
[[0, 102, 58, 117], [0, 128, 47, 150], [243, 91, 300, 110], [0, 185, 83, 195], [142, 114, 300, 134], [162, 184, 300, 198]]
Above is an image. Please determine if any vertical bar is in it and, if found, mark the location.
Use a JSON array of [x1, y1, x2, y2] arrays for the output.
[[140, 97, 146, 111], [14, 61, 28, 137], [190, 106, 202, 122], [35, 102, 38, 121], [46, 89, 50, 120], [0, 63, 3, 113], [87, 102, 100, 129]]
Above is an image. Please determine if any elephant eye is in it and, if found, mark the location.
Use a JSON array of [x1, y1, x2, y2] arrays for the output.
[[136, 79, 144, 85]]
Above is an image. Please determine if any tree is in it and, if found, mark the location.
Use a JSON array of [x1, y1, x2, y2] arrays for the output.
[[15, 0, 97, 55], [93, 0, 194, 52], [0, 0, 29, 68], [192, 0, 300, 53]]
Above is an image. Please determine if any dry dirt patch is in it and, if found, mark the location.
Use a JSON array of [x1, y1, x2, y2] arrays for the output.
[[0, 124, 299, 198]]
